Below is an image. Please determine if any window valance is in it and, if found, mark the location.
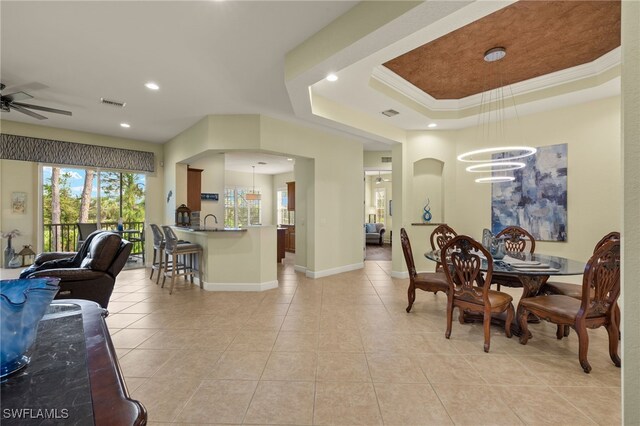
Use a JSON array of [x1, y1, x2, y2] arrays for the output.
[[0, 133, 155, 173]]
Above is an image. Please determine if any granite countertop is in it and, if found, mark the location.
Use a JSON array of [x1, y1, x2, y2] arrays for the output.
[[182, 226, 247, 232]]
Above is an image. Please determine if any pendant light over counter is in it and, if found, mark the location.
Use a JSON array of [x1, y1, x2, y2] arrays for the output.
[[246, 165, 262, 201]]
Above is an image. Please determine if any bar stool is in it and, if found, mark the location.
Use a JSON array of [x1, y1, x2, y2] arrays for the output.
[[161, 226, 203, 294], [149, 224, 165, 284], [150, 224, 191, 284]]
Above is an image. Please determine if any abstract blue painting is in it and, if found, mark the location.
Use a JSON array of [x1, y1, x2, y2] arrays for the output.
[[491, 144, 568, 241]]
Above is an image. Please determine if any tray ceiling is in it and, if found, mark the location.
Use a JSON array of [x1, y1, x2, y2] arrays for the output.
[[383, 0, 620, 100]]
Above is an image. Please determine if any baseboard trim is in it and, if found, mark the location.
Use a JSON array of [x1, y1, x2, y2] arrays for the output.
[[306, 262, 364, 279], [294, 265, 307, 273], [201, 280, 279, 292], [391, 270, 409, 279]]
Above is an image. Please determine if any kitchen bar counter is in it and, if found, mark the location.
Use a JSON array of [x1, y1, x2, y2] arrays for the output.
[[173, 225, 277, 292], [184, 227, 247, 232]]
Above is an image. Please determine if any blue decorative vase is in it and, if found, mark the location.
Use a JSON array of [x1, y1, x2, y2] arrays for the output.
[[0, 278, 60, 378], [422, 198, 432, 223], [4, 247, 14, 269]]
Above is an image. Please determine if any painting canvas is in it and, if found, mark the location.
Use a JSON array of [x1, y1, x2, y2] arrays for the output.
[[491, 144, 567, 241]]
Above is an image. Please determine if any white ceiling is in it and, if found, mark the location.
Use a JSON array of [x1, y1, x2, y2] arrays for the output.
[[0, 1, 620, 157], [224, 152, 294, 175], [0, 1, 357, 142]]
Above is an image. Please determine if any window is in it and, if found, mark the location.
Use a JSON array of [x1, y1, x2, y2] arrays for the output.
[[277, 189, 292, 225], [224, 187, 261, 228], [375, 188, 386, 224], [41, 165, 145, 251]]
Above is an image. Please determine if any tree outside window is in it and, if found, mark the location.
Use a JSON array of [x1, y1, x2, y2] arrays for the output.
[[224, 187, 261, 227], [42, 166, 145, 250]]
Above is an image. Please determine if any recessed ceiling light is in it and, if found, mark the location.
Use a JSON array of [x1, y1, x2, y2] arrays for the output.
[[428, 123, 438, 128], [144, 82, 159, 90], [326, 73, 338, 82], [120, 123, 131, 128], [287, 158, 293, 161]]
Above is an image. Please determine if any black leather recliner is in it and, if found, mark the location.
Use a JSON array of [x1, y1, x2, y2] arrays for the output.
[[21, 231, 132, 308]]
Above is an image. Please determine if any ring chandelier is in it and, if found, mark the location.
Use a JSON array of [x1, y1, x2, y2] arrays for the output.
[[475, 176, 516, 183], [458, 146, 537, 163], [465, 161, 526, 173], [458, 47, 536, 183]]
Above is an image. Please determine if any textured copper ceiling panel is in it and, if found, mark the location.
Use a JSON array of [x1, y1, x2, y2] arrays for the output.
[[383, 0, 620, 100]]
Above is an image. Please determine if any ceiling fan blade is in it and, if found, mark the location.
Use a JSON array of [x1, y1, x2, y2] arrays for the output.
[[3, 91, 34, 102], [12, 101, 72, 116], [9, 103, 48, 120]]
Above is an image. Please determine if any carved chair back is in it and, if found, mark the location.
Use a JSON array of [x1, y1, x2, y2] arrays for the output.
[[430, 224, 457, 251], [593, 232, 620, 254], [400, 228, 417, 280], [580, 239, 620, 318], [430, 224, 457, 272], [496, 226, 536, 253], [441, 235, 492, 305]]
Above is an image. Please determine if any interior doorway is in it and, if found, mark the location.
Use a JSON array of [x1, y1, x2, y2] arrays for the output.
[[364, 169, 392, 261]]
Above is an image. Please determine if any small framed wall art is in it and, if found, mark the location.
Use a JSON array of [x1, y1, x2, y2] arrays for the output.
[[12, 192, 26, 214]]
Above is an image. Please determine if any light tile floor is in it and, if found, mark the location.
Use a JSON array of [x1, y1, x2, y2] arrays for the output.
[[3, 255, 621, 425]]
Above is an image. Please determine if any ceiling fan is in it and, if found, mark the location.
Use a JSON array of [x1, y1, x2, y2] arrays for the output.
[[1, 83, 72, 120]]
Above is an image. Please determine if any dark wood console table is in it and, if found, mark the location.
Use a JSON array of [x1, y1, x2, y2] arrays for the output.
[[1, 300, 147, 425]]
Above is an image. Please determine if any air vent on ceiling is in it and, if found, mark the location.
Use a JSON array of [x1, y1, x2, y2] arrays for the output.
[[100, 98, 126, 108], [381, 156, 392, 163], [381, 109, 399, 117]]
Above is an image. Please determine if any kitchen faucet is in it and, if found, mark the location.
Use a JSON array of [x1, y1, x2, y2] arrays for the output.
[[204, 214, 218, 228]]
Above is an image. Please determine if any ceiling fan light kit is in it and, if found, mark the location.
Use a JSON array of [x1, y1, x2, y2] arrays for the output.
[[457, 47, 536, 183], [1, 83, 72, 120]]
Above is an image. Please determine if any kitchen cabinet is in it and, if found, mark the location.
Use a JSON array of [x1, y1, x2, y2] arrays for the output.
[[287, 181, 295, 211], [277, 228, 286, 263], [187, 167, 203, 211], [281, 224, 295, 253]]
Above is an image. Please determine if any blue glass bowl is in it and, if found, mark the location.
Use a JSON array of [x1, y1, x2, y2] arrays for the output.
[[0, 278, 60, 378]]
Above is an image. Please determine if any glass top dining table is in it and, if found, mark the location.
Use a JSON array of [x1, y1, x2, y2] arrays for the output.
[[425, 250, 586, 278], [425, 249, 587, 335]]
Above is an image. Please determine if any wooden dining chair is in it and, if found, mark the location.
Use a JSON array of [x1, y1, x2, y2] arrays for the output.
[[441, 235, 514, 352], [542, 231, 621, 337], [400, 228, 449, 313], [429, 224, 457, 272], [518, 239, 621, 373], [493, 226, 536, 290]]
